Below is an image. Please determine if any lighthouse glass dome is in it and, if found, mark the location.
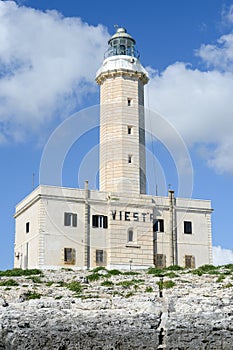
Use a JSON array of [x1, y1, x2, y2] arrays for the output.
[[105, 27, 140, 59]]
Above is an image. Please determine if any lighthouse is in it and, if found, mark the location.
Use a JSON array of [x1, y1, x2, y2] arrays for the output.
[[96, 27, 149, 195], [14, 27, 213, 270]]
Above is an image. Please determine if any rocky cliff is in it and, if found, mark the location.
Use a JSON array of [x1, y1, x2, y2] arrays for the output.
[[0, 265, 232, 349]]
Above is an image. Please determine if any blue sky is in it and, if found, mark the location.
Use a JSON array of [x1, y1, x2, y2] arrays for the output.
[[1, 0, 233, 269]]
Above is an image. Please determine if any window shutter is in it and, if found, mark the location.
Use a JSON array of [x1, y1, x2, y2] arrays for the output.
[[92, 215, 99, 228], [103, 216, 108, 229], [72, 214, 77, 227], [64, 213, 71, 226], [159, 219, 164, 232]]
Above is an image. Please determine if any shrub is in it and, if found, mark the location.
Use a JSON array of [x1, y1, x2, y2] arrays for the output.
[[0, 279, 19, 287], [223, 283, 233, 288], [216, 275, 225, 283], [165, 272, 178, 278], [46, 281, 54, 287], [147, 267, 164, 276], [165, 265, 183, 271], [91, 266, 107, 273], [107, 269, 122, 276], [125, 291, 134, 298], [123, 271, 140, 276], [145, 286, 153, 293], [66, 281, 82, 294], [156, 280, 176, 289], [27, 276, 42, 284], [101, 280, 114, 287], [88, 273, 102, 282], [0, 268, 43, 277], [24, 290, 41, 300]]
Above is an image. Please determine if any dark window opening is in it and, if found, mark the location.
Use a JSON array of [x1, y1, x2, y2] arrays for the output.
[[184, 221, 192, 234], [92, 215, 108, 229], [128, 126, 132, 134], [26, 222, 30, 233], [64, 213, 77, 227], [128, 229, 133, 242], [127, 98, 132, 106], [128, 155, 132, 163], [153, 219, 164, 232], [64, 248, 76, 264]]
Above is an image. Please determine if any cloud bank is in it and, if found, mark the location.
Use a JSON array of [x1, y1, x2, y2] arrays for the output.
[[213, 245, 233, 266], [147, 16, 233, 175], [0, 1, 108, 143]]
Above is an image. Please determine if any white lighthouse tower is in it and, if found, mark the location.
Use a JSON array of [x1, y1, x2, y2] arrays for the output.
[[96, 27, 149, 195], [14, 27, 213, 271]]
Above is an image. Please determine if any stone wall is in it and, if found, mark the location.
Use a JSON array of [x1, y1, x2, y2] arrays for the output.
[[0, 267, 232, 349]]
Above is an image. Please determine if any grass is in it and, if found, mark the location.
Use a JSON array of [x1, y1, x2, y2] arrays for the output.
[[116, 279, 144, 288], [145, 286, 153, 292], [24, 290, 42, 300], [88, 273, 102, 282], [157, 280, 176, 289], [101, 280, 114, 287], [216, 275, 225, 283], [0, 268, 43, 277], [66, 281, 82, 294], [27, 276, 43, 284], [147, 267, 164, 276], [0, 279, 19, 287]]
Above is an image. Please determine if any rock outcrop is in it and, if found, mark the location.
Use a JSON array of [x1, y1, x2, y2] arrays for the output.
[[0, 266, 232, 349]]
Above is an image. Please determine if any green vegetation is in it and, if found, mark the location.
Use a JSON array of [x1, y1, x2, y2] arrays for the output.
[[101, 280, 114, 287], [106, 269, 122, 276], [88, 273, 102, 282], [46, 281, 54, 287], [0, 279, 19, 287], [216, 275, 225, 283], [116, 279, 144, 288], [0, 268, 43, 277], [157, 279, 176, 289], [123, 271, 140, 276], [223, 283, 233, 288], [125, 291, 134, 298], [66, 281, 82, 294], [27, 276, 43, 284], [145, 286, 153, 292], [91, 266, 107, 273], [24, 290, 42, 300], [165, 265, 183, 271], [191, 265, 217, 276], [147, 267, 164, 276]]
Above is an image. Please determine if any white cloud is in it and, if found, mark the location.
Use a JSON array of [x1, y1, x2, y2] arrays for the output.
[[147, 31, 233, 175], [213, 245, 233, 266], [0, 1, 109, 143]]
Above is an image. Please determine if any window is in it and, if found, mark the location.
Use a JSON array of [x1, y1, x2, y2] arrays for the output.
[[64, 248, 76, 264], [26, 222, 30, 233], [96, 250, 106, 266], [128, 155, 132, 163], [127, 98, 132, 106], [153, 219, 164, 232], [154, 254, 166, 268], [128, 229, 134, 242], [127, 126, 132, 135], [185, 255, 195, 268], [184, 221, 192, 234], [92, 215, 108, 228], [64, 213, 77, 227]]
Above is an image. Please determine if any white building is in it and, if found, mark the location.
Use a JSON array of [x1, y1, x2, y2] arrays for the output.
[[14, 28, 213, 270]]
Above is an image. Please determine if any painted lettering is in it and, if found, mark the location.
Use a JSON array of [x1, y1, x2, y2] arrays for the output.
[[133, 212, 139, 221], [112, 210, 116, 220], [125, 212, 130, 221], [142, 213, 146, 222]]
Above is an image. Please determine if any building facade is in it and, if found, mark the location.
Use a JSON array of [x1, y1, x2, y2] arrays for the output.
[[14, 28, 213, 270]]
